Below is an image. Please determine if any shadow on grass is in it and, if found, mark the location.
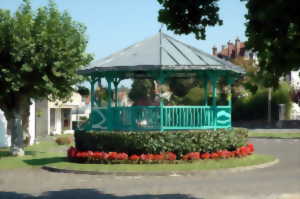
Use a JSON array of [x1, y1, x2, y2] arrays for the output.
[[0, 150, 10, 157], [0, 189, 203, 199], [0, 149, 45, 157], [23, 157, 67, 166]]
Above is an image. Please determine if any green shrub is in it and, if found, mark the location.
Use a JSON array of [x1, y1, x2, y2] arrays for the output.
[[75, 128, 248, 157], [233, 81, 292, 121], [55, 136, 73, 145]]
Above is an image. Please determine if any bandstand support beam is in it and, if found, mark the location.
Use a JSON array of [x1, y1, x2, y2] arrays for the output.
[[204, 77, 208, 106], [113, 78, 121, 107], [209, 72, 219, 130]]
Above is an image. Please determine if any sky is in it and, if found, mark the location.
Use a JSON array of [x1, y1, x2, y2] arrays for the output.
[[0, 0, 248, 87]]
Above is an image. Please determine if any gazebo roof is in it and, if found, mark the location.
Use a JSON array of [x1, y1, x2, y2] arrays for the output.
[[79, 32, 245, 76]]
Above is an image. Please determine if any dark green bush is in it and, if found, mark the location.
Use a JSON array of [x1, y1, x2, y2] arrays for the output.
[[75, 128, 248, 157], [233, 82, 292, 121]]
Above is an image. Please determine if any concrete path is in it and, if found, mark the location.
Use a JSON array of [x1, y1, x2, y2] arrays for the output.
[[0, 138, 299, 199]]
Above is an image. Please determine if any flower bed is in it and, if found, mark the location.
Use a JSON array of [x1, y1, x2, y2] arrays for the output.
[[67, 143, 254, 164], [75, 128, 248, 157]]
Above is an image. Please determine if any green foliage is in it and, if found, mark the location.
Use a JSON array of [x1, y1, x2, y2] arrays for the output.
[[0, 0, 92, 112], [77, 86, 89, 96], [157, 0, 223, 40], [75, 128, 248, 157], [244, 0, 300, 87], [168, 78, 198, 97], [128, 79, 155, 104], [233, 82, 292, 121], [0, 0, 92, 152]]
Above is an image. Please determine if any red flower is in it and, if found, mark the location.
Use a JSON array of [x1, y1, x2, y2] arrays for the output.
[[67, 147, 77, 158], [201, 153, 210, 160], [116, 153, 128, 160], [108, 152, 118, 160], [183, 152, 200, 160], [87, 151, 93, 157], [103, 152, 109, 160], [153, 154, 164, 161], [93, 152, 104, 159], [164, 152, 177, 161], [210, 152, 219, 159], [129, 154, 140, 161], [247, 143, 254, 153], [219, 150, 232, 159]]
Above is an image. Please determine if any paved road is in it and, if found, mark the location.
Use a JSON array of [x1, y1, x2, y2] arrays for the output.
[[0, 138, 299, 199]]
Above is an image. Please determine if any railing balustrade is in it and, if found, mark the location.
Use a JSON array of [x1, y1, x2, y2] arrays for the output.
[[86, 105, 231, 131]]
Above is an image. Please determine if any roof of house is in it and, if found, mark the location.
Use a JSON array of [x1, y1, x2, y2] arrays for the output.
[[217, 41, 246, 58], [79, 32, 245, 76]]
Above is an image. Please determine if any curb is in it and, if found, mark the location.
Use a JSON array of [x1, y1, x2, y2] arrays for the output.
[[249, 137, 300, 140], [42, 158, 279, 177]]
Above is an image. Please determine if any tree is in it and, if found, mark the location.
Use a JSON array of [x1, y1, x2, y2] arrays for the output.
[[0, 0, 92, 155], [157, 0, 222, 40], [128, 79, 155, 104], [168, 77, 198, 97], [77, 86, 90, 96], [157, 0, 300, 87], [244, 0, 300, 87]]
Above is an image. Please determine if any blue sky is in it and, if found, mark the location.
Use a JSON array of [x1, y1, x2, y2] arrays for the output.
[[0, 0, 247, 60], [1, 0, 247, 87]]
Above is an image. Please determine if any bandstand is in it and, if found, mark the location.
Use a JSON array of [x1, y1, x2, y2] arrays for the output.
[[78, 32, 244, 131]]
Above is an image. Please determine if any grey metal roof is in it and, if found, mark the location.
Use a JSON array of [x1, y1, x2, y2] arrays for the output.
[[79, 32, 245, 75]]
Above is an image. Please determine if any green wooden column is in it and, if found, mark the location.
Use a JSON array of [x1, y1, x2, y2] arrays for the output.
[[226, 77, 235, 128], [89, 76, 96, 129], [106, 76, 112, 130], [158, 72, 168, 132], [204, 77, 208, 106], [97, 78, 102, 107], [209, 73, 218, 130], [226, 78, 234, 107], [90, 77, 96, 109], [112, 78, 121, 107]]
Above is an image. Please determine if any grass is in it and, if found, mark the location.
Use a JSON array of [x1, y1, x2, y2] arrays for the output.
[[248, 132, 300, 138], [47, 154, 275, 172], [0, 134, 276, 172], [0, 135, 73, 170]]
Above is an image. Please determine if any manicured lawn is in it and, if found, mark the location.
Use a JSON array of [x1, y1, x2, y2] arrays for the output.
[[47, 154, 275, 172], [248, 132, 300, 139], [0, 135, 276, 172], [0, 135, 73, 170]]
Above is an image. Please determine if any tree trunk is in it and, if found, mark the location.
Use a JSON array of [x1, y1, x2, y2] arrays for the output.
[[10, 111, 24, 156], [21, 104, 30, 146], [8, 96, 30, 156]]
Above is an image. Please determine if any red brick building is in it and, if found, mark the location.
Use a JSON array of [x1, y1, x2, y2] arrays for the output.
[[212, 38, 254, 60]]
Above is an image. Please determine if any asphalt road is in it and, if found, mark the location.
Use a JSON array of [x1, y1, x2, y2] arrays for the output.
[[0, 138, 299, 199]]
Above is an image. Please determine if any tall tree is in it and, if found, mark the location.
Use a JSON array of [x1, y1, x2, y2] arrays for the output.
[[157, 0, 222, 40], [128, 79, 155, 104], [244, 0, 300, 87], [0, 0, 92, 155], [157, 0, 300, 87]]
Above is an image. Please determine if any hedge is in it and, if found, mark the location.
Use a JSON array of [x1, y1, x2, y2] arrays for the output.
[[75, 128, 248, 157]]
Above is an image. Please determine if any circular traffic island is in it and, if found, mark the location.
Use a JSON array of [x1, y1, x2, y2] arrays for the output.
[[43, 128, 278, 175]]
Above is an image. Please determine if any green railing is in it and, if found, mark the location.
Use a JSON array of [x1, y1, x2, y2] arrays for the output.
[[111, 106, 160, 131], [84, 105, 231, 131]]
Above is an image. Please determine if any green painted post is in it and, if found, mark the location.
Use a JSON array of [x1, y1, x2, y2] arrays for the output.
[[90, 78, 95, 109], [159, 73, 166, 132], [211, 74, 218, 130], [227, 77, 234, 128], [89, 77, 96, 129], [113, 81, 119, 107], [204, 78, 208, 106], [107, 77, 112, 130]]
